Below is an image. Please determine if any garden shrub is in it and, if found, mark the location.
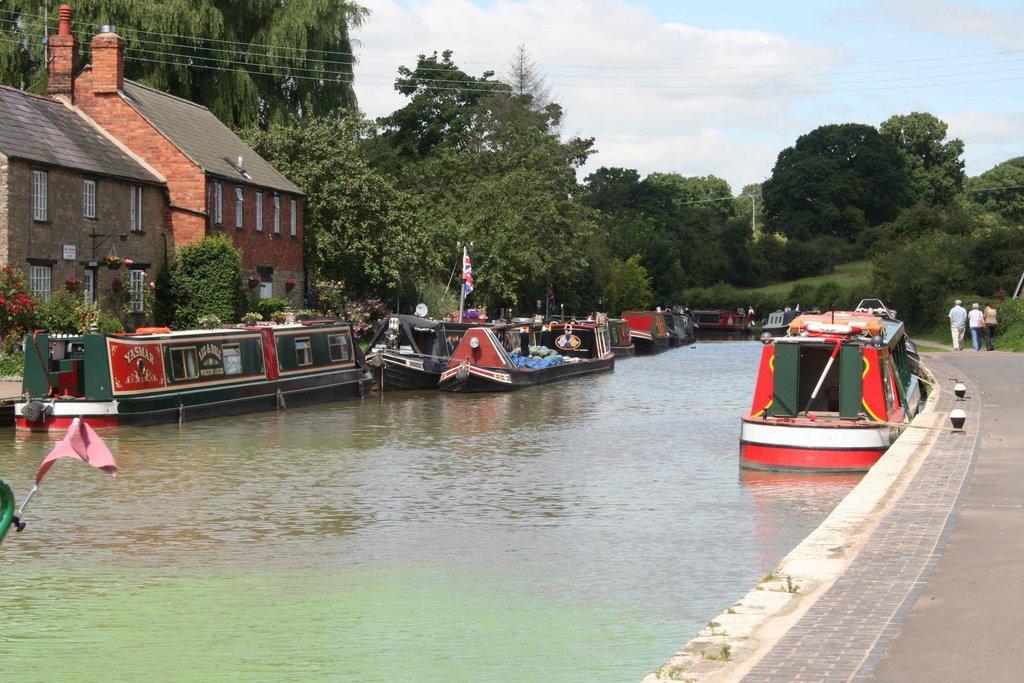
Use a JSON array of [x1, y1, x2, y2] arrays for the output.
[[159, 235, 245, 328]]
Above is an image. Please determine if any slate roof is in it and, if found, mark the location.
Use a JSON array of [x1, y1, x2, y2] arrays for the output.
[[122, 80, 303, 195], [0, 84, 161, 183]]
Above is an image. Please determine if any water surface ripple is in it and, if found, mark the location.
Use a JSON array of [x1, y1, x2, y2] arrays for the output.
[[0, 341, 858, 681]]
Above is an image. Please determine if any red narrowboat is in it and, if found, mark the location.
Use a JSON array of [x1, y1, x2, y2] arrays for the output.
[[693, 309, 749, 334], [438, 319, 615, 392], [739, 307, 922, 472], [621, 310, 671, 355], [15, 321, 373, 430]]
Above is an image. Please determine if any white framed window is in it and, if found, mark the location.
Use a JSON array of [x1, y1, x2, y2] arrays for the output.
[[83, 179, 96, 218], [235, 186, 244, 229], [32, 170, 47, 221], [328, 333, 351, 362], [255, 191, 263, 232], [289, 198, 297, 236], [223, 343, 242, 375], [128, 269, 145, 313], [214, 182, 223, 224], [295, 338, 312, 367], [129, 186, 143, 232], [29, 265, 51, 301], [83, 269, 95, 303], [170, 347, 199, 380], [273, 194, 281, 234]]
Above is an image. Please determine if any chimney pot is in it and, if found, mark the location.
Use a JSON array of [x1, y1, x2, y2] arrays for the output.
[[100, 24, 116, 34], [47, 4, 79, 98], [238, 155, 244, 168]]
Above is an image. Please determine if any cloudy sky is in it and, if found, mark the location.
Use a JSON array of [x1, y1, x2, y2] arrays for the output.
[[350, 0, 1024, 191]]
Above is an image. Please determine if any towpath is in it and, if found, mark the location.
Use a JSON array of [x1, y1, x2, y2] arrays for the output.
[[732, 351, 1022, 681]]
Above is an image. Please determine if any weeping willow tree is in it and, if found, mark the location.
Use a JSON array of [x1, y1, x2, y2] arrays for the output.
[[0, 0, 367, 126]]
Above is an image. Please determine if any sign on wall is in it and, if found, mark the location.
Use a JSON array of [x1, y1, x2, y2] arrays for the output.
[[62, 244, 76, 261]]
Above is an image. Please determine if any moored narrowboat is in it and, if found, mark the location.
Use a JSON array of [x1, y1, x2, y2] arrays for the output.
[[693, 309, 749, 334], [739, 307, 922, 472], [363, 314, 476, 389], [16, 321, 373, 430], [608, 318, 635, 358], [439, 318, 615, 392], [664, 307, 697, 347], [621, 310, 670, 355]]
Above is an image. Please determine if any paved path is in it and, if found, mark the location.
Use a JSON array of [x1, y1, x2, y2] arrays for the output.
[[743, 353, 984, 680], [871, 352, 1024, 682]]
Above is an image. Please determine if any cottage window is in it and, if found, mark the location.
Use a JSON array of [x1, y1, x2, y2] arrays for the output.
[[328, 333, 351, 362], [235, 186, 244, 229], [223, 343, 242, 375], [290, 199, 297, 236], [255, 191, 263, 232], [32, 170, 47, 221], [83, 179, 96, 218], [128, 269, 145, 313], [29, 265, 51, 301], [295, 338, 312, 367], [130, 186, 143, 232], [214, 182, 223, 224], [83, 269, 95, 303], [170, 347, 199, 380], [273, 195, 281, 234]]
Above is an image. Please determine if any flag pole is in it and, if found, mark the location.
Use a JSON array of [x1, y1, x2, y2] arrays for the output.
[[17, 484, 38, 517], [459, 282, 466, 324]]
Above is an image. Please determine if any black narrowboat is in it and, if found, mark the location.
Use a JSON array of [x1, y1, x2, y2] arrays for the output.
[[363, 314, 477, 389]]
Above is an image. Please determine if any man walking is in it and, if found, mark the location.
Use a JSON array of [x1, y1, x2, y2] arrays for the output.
[[984, 301, 999, 350], [948, 299, 967, 351]]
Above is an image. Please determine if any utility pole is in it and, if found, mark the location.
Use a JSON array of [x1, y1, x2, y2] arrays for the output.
[[749, 194, 757, 236]]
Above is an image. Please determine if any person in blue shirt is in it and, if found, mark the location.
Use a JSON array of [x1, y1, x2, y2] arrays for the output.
[[948, 299, 968, 351]]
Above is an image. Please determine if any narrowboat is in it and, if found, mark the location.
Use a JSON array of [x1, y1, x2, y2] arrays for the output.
[[664, 307, 697, 347], [363, 314, 476, 389], [693, 309, 749, 334], [608, 318, 636, 358], [621, 310, 671, 355], [739, 306, 923, 472], [438, 318, 615, 392], [16, 321, 373, 430], [761, 308, 801, 337]]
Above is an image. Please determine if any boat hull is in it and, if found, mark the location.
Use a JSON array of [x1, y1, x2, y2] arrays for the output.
[[611, 344, 635, 359], [739, 417, 896, 473], [371, 352, 445, 390], [15, 371, 374, 430], [632, 335, 670, 355], [439, 356, 614, 393]]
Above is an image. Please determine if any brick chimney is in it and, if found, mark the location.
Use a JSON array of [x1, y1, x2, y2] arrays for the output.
[[47, 4, 79, 98], [91, 25, 125, 93]]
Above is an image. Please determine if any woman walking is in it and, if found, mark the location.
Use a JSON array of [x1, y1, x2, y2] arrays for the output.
[[984, 301, 999, 350], [968, 303, 986, 351]]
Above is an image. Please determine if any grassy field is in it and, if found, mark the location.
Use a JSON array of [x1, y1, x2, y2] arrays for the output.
[[739, 261, 872, 297]]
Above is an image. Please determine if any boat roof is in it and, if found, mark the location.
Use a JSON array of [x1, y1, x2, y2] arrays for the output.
[[109, 321, 351, 340], [776, 310, 904, 345]]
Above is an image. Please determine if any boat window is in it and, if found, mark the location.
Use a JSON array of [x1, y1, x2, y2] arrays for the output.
[[295, 338, 313, 366], [223, 343, 242, 375], [170, 347, 199, 380], [328, 333, 351, 362]]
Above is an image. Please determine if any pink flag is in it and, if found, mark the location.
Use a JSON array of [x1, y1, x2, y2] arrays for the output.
[[36, 418, 118, 485]]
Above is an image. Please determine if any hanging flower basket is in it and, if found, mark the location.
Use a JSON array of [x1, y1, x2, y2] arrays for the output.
[[111, 276, 124, 293], [123, 258, 135, 267], [285, 278, 297, 292], [104, 255, 123, 270], [65, 276, 82, 293], [247, 274, 260, 289]]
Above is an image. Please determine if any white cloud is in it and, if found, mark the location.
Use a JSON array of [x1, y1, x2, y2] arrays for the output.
[[350, 0, 841, 190], [873, 1, 1024, 49], [944, 109, 1024, 175]]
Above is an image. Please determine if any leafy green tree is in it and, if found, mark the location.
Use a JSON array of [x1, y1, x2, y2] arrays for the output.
[[762, 123, 912, 241], [159, 235, 244, 328], [880, 112, 965, 205], [603, 255, 653, 314], [242, 116, 428, 299], [0, 0, 366, 126], [966, 157, 1024, 223], [642, 172, 735, 220]]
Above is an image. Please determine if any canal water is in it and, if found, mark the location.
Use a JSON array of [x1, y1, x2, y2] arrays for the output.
[[0, 341, 859, 681]]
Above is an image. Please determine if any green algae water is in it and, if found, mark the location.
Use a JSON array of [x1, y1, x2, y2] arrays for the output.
[[0, 342, 858, 681]]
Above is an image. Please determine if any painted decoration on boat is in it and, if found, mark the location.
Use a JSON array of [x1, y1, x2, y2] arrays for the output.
[[108, 339, 165, 392], [198, 343, 225, 377], [555, 333, 582, 351]]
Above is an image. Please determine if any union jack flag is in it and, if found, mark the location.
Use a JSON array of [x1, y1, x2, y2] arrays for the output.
[[462, 247, 474, 296]]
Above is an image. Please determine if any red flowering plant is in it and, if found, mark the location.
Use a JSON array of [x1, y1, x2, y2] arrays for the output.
[[284, 277, 297, 292], [0, 266, 38, 349], [309, 279, 388, 338], [65, 276, 82, 292], [247, 273, 261, 289]]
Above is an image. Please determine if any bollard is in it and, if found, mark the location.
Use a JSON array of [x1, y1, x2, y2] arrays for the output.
[[953, 382, 967, 399], [949, 408, 967, 432]]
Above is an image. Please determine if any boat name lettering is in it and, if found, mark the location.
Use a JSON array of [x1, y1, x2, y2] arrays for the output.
[[123, 346, 155, 365], [198, 343, 226, 377]]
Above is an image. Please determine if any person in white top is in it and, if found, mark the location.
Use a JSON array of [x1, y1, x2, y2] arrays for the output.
[[967, 302, 986, 351], [948, 299, 967, 351]]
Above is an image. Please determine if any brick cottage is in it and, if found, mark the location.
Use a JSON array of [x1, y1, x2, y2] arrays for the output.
[[66, 19, 306, 304]]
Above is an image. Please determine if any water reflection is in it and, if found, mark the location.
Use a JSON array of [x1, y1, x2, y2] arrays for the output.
[[1, 342, 859, 681]]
